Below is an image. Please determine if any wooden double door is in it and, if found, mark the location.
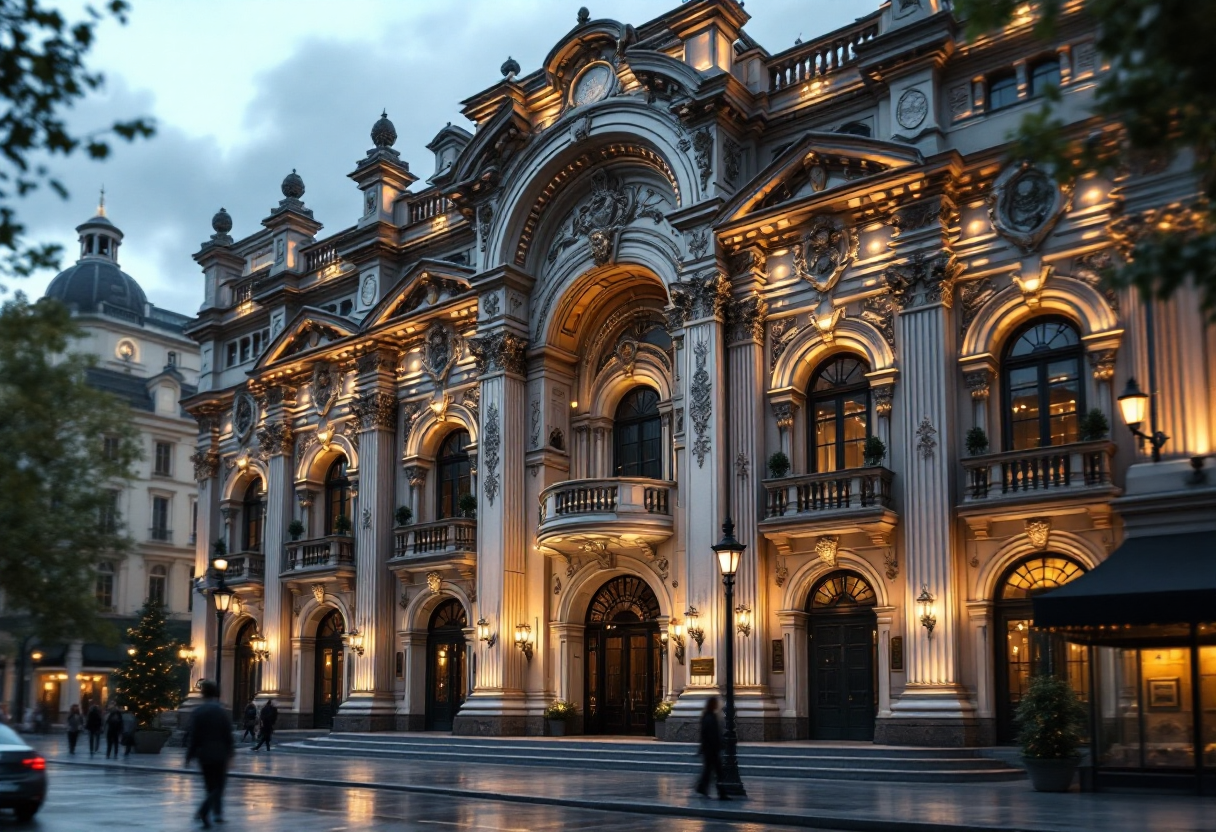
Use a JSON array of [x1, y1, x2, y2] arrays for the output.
[[810, 612, 877, 741], [313, 610, 345, 729], [426, 634, 467, 731], [585, 624, 661, 735]]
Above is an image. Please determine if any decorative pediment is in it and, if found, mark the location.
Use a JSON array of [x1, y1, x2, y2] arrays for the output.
[[254, 309, 357, 371], [359, 259, 474, 331]]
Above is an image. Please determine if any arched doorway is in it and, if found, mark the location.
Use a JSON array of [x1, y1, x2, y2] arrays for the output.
[[994, 554, 1089, 743], [808, 570, 877, 741], [313, 609, 345, 729], [584, 575, 662, 736], [232, 619, 260, 719], [425, 599, 468, 731]]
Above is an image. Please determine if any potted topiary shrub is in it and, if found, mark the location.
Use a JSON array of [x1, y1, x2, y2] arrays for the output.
[[544, 699, 576, 737], [1016, 674, 1088, 792], [458, 493, 477, 518], [394, 505, 413, 527], [863, 436, 887, 467], [965, 425, 990, 457], [767, 451, 790, 479], [333, 515, 352, 536], [287, 519, 305, 541], [1078, 408, 1110, 442], [653, 701, 673, 741]]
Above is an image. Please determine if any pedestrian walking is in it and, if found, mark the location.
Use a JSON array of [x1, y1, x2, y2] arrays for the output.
[[104, 705, 123, 759], [185, 680, 233, 829], [252, 699, 277, 752], [694, 696, 729, 800], [240, 700, 258, 743], [65, 705, 83, 755], [120, 706, 137, 757], [85, 704, 103, 756]]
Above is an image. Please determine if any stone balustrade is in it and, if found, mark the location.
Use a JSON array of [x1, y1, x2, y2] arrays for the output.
[[537, 477, 675, 546], [767, 14, 879, 92], [283, 534, 355, 576], [763, 467, 895, 519], [961, 440, 1116, 503], [392, 518, 477, 560], [225, 551, 265, 585]]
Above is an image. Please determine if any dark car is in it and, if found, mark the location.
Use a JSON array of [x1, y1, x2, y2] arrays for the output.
[[0, 724, 46, 820]]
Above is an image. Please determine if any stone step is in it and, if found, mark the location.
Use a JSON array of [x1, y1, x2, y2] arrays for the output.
[[283, 734, 1026, 783]]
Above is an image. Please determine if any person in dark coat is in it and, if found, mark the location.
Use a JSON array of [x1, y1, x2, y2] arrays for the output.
[[694, 696, 729, 800], [85, 704, 103, 756], [252, 699, 277, 751], [240, 701, 258, 742], [186, 681, 234, 830], [104, 706, 123, 759], [65, 704, 83, 754]]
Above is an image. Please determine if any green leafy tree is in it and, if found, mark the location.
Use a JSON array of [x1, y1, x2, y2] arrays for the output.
[[1, 0, 155, 278], [952, 0, 1216, 318], [110, 600, 186, 727], [0, 294, 139, 642]]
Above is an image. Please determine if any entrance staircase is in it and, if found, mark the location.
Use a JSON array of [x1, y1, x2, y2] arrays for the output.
[[282, 733, 1025, 783]]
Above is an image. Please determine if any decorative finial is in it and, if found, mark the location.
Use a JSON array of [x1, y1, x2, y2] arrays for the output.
[[371, 111, 397, 148], [281, 168, 306, 200], [211, 207, 233, 236], [98, 185, 106, 217], [577, 6, 590, 24], [501, 56, 521, 79]]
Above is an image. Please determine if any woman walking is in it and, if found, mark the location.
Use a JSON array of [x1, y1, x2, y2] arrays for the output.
[[104, 705, 123, 759], [694, 696, 729, 800], [65, 705, 83, 755], [85, 704, 103, 756]]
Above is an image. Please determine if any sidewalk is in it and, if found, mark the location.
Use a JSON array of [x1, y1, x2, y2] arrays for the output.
[[31, 736, 1215, 832]]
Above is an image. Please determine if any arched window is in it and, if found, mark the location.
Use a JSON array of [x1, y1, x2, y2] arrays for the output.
[[148, 564, 167, 606], [325, 457, 351, 534], [613, 387, 662, 479], [1003, 318, 1084, 450], [1029, 57, 1061, 97], [808, 355, 870, 472], [96, 562, 115, 611], [988, 71, 1019, 111], [810, 571, 877, 610], [243, 478, 264, 552], [436, 430, 471, 520]]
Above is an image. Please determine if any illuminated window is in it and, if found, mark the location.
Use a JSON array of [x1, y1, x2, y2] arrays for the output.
[[999, 555, 1086, 599], [436, 430, 471, 519], [811, 571, 877, 609], [325, 457, 351, 533], [808, 355, 871, 472], [243, 478, 265, 552], [1003, 318, 1083, 450]]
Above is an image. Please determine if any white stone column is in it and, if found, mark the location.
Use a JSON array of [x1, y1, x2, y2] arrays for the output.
[[875, 606, 896, 719], [398, 630, 426, 731], [258, 385, 294, 699], [184, 425, 221, 710], [967, 601, 994, 721], [776, 610, 809, 740], [62, 642, 82, 713]]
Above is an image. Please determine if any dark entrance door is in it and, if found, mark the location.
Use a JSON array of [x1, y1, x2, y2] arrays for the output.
[[313, 610, 345, 729], [232, 620, 260, 720], [585, 576, 662, 736], [426, 599, 468, 732], [808, 571, 877, 741]]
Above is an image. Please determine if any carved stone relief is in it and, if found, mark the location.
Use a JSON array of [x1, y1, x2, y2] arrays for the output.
[[958, 277, 997, 338], [723, 138, 742, 184], [987, 161, 1073, 252], [689, 339, 712, 468], [916, 416, 938, 460], [546, 169, 666, 266], [482, 402, 501, 504], [692, 129, 713, 191], [792, 216, 858, 294], [350, 391, 398, 430], [1025, 517, 1052, 550], [815, 535, 839, 568], [310, 363, 341, 418], [895, 88, 929, 130], [468, 331, 527, 376], [885, 252, 960, 310], [232, 392, 256, 442]]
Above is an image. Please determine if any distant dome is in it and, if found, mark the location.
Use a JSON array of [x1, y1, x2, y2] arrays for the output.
[[281, 169, 305, 200], [501, 56, 520, 78], [45, 260, 147, 317], [212, 207, 233, 235], [371, 111, 397, 148]]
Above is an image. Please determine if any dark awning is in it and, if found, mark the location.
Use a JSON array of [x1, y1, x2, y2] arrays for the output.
[[1033, 531, 1216, 630]]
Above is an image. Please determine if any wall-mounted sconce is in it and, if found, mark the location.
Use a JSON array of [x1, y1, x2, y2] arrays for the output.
[[668, 620, 686, 665], [477, 617, 496, 648], [685, 607, 705, 653], [514, 622, 533, 661], [342, 628, 365, 657], [235, 450, 250, 471], [917, 585, 936, 638], [178, 646, 198, 668], [1118, 377, 1169, 462], [735, 605, 752, 638], [249, 632, 270, 663]]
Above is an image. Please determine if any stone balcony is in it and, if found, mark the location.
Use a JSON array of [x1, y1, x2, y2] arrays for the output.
[[759, 467, 898, 547], [959, 441, 1118, 520], [225, 551, 265, 588], [536, 477, 675, 557], [388, 518, 477, 575], [281, 534, 355, 581]]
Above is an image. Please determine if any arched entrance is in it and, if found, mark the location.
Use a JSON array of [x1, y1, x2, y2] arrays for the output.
[[232, 619, 260, 719], [584, 575, 661, 736], [994, 554, 1089, 743], [425, 599, 468, 731], [313, 609, 345, 729], [808, 570, 877, 741]]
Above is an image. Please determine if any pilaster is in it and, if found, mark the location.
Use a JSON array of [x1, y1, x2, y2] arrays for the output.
[[259, 384, 295, 699], [184, 411, 222, 709]]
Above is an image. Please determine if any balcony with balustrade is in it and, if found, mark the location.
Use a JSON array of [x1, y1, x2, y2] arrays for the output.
[[536, 478, 675, 557], [759, 466, 898, 547], [959, 440, 1119, 520], [225, 551, 265, 588], [388, 518, 477, 577], [281, 534, 355, 581]]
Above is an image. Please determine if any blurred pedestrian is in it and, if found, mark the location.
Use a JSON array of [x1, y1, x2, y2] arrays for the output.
[[240, 700, 258, 742], [186, 680, 233, 830], [694, 696, 729, 800], [65, 704, 83, 754], [0, 703, 9, 725], [85, 704, 103, 756], [104, 705, 123, 759], [252, 699, 277, 752], [121, 706, 137, 757]]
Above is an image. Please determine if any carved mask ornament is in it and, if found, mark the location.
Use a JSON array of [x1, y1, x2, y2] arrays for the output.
[[311, 362, 340, 417], [792, 216, 858, 294], [987, 161, 1073, 252]]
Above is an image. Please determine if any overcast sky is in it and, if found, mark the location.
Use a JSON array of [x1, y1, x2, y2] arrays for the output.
[[13, 0, 871, 314]]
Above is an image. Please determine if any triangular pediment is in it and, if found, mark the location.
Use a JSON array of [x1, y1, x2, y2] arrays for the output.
[[720, 133, 924, 224], [360, 259, 475, 332], [254, 309, 357, 371]]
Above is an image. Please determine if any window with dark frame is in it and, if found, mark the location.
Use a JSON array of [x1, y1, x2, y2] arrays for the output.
[[436, 430, 472, 519], [613, 387, 663, 479], [148, 564, 167, 606], [100, 491, 120, 534], [243, 478, 265, 552], [96, 562, 115, 611], [987, 71, 1019, 111], [325, 457, 351, 534], [103, 435, 120, 461], [807, 355, 871, 472], [154, 441, 173, 476], [1029, 57, 1061, 97], [1002, 318, 1084, 451], [151, 496, 171, 541]]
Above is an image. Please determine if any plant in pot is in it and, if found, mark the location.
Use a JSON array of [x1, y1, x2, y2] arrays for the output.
[[544, 699, 576, 737], [653, 700, 673, 741], [965, 426, 990, 457], [767, 451, 790, 479], [863, 436, 887, 467], [287, 519, 305, 541], [394, 505, 413, 527], [333, 514, 352, 536], [109, 600, 186, 754], [1078, 408, 1110, 442], [458, 492, 477, 518], [1016, 674, 1088, 792]]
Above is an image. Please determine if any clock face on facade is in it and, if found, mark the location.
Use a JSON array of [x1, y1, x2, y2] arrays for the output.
[[571, 63, 614, 107]]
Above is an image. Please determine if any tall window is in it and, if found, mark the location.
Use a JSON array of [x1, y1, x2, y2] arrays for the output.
[[154, 441, 173, 476], [151, 496, 171, 541], [1029, 57, 1061, 97], [436, 430, 471, 519], [325, 457, 351, 534], [103, 436, 120, 461], [100, 490, 120, 534], [613, 387, 662, 479], [148, 564, 167, 605], [96, 562, 115, 611], [1003, 318, 1083, 450], [243, 479, 265, 552], [988, 71, 1019, 111], [808, 356, 870, 472]]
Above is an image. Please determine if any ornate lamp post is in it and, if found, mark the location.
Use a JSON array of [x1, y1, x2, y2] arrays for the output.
[[712, 518, 747, 798], [211, 557, 234, 703]]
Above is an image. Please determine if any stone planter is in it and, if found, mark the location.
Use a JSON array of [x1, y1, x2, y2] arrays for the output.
[[654, 720, 666, 741], [546, 719, 567, 737], [1023, 756, 1080, 792], [133, 729, 171, 754]]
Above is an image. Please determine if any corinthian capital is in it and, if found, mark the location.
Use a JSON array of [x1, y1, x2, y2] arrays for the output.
[[468, 330, 527, 376], [256, 421, 294, 457], [727, 292, 768, 344], [668, 270, 731, 325], [350, 390, 399, 431]]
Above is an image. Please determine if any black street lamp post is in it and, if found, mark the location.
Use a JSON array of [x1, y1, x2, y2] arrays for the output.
[[211, 557, 234, 703], [712, 518, 747, 798]]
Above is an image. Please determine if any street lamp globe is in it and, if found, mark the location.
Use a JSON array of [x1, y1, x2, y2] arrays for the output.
[[712, 518, 745, 577], [212, 585, 234, 613], [1117, 377, 1149, 429]]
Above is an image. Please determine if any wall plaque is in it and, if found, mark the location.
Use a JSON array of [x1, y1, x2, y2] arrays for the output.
[[771, 639, 785, 674], [890, 636, 904, 671], [690, 658, 715, 677]]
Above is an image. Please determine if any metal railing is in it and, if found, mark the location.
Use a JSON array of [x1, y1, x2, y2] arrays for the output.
[[763, 467, 895, 518], [961, 441, 1115, 501], [392, 518, 477, 558]]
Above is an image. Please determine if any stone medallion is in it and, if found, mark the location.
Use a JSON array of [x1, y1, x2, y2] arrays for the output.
[[360, 273, 377, 306], [987, 161, 1073, 252], [571, 62, 614, 107], [232, 392, 256, 442], [896, 88, 929, 130]]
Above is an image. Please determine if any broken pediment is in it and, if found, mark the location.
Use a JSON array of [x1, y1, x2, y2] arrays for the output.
[[360, 259, 474, 331]]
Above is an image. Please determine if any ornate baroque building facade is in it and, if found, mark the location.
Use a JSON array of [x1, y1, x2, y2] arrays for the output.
[[182, 0, 1215, 747]]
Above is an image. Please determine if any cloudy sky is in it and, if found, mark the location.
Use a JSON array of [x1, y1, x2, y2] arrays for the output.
[[13, 0, 870, 314]]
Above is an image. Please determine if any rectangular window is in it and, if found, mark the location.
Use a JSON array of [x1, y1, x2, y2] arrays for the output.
[[226, 342, 238, 367], [103, 436, 120, 461], [151, 496, 171, 542], [154, 441, 173, 476], [95, 566, 114, 611], [239, 337, 252, 363], [100, 491, 120, 534], [148, 566, 167, 605], [190, 499, 198, 544]]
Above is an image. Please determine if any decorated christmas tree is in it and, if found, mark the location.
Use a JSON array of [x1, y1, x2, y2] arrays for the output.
[[110, 600, 187, 728]]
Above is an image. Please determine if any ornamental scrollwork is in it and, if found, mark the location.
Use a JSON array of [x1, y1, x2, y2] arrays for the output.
[[668, 270, 731, 325], [461, 386, 480, 420], [861, 294, 896, 350], [468, 331, 527, 376], [350, 391, 398, 430], [256, 421, 293, 458], [792, 216, 858, 295], [958, 277, 996, 338], [769, 316, 801, 371], [482, 402, 502, 505], [546, 169, 666, 267], [692, 128, 713, 191], [190, 449, 219, 481], [964, 370, 991, 401], [884, 251, 961, 310], [310, 362, 341, 417], [421, 321, 462, 386], [689, 339, 713, 468], [915, 416, 938, 460]]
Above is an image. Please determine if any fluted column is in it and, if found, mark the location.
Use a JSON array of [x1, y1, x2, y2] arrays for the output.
[[183, 414, 221, 710], [257, 385, 295, 699]]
